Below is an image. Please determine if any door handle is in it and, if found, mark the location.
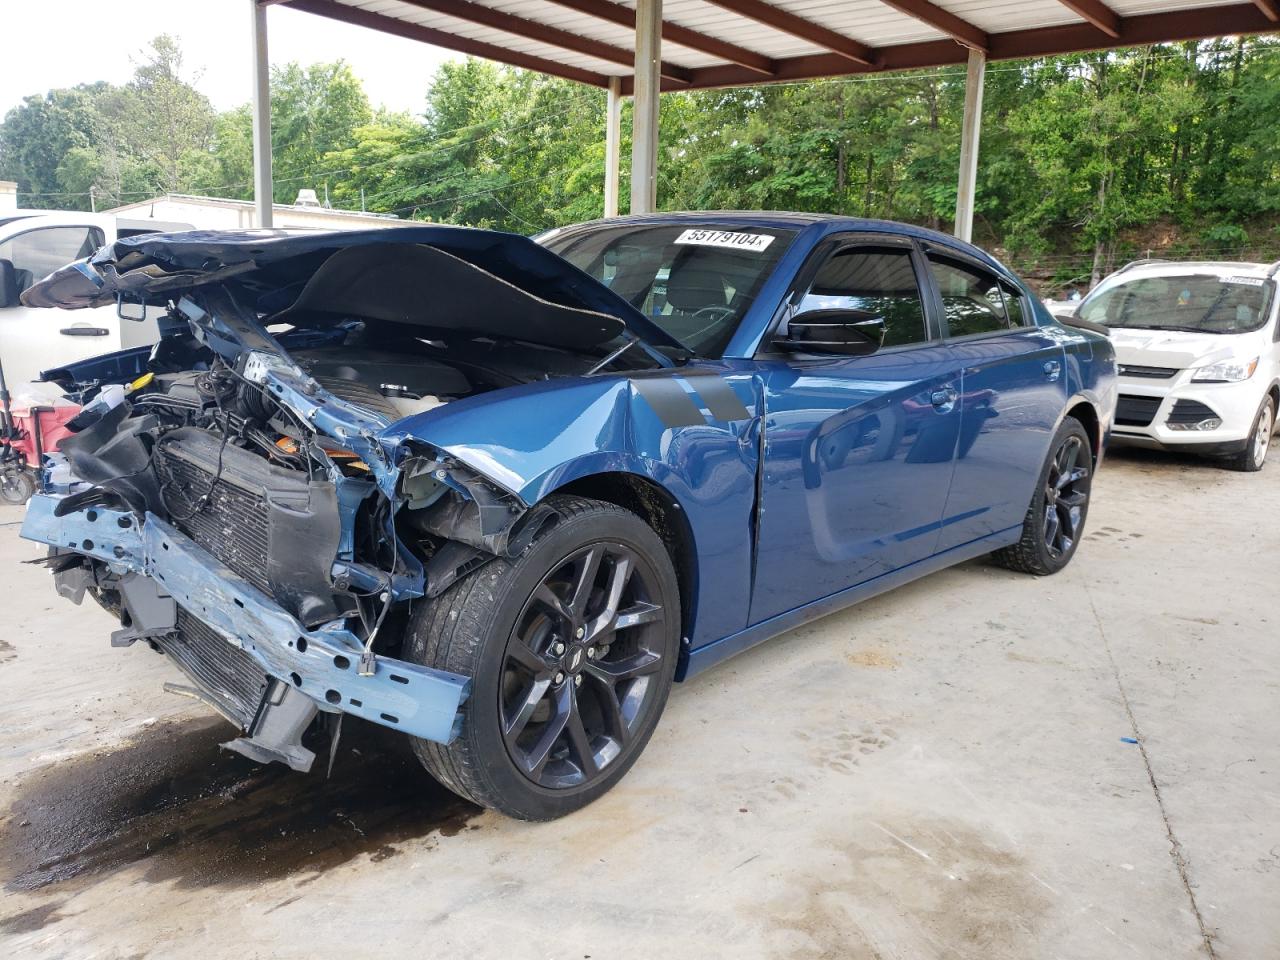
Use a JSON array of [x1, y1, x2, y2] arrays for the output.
[[1043, 360, 1062, 382], [930, 386, 958, 409], [60, 326, 109, 337]]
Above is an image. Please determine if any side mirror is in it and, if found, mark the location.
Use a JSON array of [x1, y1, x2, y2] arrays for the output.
[[0, 259, 18, 308], [1055, 311, 1110, 337], [775, 308, 886, 357]]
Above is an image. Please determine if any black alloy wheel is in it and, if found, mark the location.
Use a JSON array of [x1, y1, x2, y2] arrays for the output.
[[500, 542, 666, 789], [1042, 433, 1090, 560], [992, 416, 1094, 576], [407, 495, 681, 820]]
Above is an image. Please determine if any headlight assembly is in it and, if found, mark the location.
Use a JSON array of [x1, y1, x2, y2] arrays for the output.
[[1191, 357, 1258, 383]]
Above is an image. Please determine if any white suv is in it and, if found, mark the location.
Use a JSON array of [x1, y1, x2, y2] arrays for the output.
[[1069, 260, 1280, 471]]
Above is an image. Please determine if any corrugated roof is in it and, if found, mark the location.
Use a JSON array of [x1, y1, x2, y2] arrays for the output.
[[280, 0, 1280, 89]]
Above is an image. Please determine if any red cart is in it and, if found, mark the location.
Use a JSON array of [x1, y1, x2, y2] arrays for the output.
[[1, 401, 79, 504]]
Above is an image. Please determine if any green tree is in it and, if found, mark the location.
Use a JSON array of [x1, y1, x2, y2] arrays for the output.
[[270, 61, 372, 203]]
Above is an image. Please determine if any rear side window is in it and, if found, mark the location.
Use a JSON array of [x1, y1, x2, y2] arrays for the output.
[[999, 281, 1028, 328], [927, 256, 1013, 337], [795, 246, 928, 348]]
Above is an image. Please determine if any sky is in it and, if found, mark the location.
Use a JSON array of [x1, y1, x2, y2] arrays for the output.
[[0, 1, 458, 116]]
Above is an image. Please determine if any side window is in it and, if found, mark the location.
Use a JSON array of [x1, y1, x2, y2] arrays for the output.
[[999, 281, 1029, 328], [0, 226, 104, 296], [795, 246, 928, 348], [927, 256, 1012, 337]]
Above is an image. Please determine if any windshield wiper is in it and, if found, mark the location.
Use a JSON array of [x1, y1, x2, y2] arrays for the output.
[[1113, 323, 1218, 333]]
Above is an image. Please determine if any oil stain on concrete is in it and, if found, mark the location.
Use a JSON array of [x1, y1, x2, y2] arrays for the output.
[[758, 818, 1049, 959], [0, 715, 480, 893]]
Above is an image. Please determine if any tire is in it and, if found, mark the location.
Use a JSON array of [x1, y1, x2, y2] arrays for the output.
[[992, 417, 1093, 576], [1226, 395, 1275, 473], [406, 494, 681, 820], [0, 468, 34, 505]]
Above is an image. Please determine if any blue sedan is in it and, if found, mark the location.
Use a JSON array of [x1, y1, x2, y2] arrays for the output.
[[19, 213, 1116, 819]]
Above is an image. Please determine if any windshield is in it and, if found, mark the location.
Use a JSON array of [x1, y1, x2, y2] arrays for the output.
[[1080, 273, 1275, 334], [541, 223, 797, 357]]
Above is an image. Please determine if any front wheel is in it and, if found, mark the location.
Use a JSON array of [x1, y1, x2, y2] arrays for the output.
[[1226, 395, 1275, 473], [406, 495, 680, 820], [992, 417, 1093, 576]]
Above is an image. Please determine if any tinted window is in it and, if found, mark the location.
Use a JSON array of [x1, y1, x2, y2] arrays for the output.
[[999, 281, 1028, 328], [795, 246, 927, 348], [928, 257, 1011, 337], [542, 223, 797, 357], [1079, 274, 1274, 334], [0, 226, 103, 296]]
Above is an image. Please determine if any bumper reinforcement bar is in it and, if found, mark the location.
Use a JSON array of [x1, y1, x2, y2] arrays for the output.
[[22, 494, 470, 744]]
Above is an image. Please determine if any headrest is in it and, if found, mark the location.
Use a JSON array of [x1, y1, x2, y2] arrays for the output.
[[665, 264, 728, 312]]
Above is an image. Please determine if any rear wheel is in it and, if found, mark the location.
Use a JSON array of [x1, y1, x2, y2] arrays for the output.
[[1226, 395, 1275, 473], [992, 417, 1093, 576], [0, 468, 34, 505], [406, 495, 680, 820]]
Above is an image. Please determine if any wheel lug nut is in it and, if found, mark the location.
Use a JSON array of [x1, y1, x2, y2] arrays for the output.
[[554, 671, 565, 685], [553, 642, 565, 655], [586, 647, 596, 659], [574, 675, 582, 687], [575, 627, 585, 639]]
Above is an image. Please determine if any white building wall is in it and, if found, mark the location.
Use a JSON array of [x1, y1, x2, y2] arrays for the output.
[[104, 194, 415, 231]]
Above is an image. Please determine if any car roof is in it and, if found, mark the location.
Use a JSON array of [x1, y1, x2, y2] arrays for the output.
[[541, 211, 998, 263], [557, 210, 968, 238], [1108, 259, 1280, 281]]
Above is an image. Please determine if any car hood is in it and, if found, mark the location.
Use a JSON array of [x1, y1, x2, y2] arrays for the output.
[[20, 226, 682, 360], [1109, 327, 1261, 370]]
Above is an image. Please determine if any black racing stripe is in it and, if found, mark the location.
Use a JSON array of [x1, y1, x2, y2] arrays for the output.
[[684, 374, 751, 422], [631, 377, 706, 428]]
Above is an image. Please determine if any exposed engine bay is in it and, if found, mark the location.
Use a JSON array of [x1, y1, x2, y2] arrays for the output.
[[20, 231, 670, 772]]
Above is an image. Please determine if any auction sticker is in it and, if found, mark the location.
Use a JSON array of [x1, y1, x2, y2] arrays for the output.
[[1221, 275, 1265, 286], [674, 229, 775, 252]]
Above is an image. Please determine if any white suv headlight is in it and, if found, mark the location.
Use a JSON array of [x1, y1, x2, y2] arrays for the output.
[[1192, 357, 1258, 382]]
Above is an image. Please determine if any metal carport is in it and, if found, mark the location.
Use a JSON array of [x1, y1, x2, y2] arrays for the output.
[[247, 0, 1280, 239]]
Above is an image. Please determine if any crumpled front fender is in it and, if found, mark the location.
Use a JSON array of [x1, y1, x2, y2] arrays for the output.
[[383, 365, 764, 649]]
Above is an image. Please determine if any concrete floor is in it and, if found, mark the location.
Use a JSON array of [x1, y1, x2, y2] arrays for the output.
[[0, 447, 1276, 960]]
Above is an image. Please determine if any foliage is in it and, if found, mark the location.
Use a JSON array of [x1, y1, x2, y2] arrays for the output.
[[3, 34, 1279, 275]]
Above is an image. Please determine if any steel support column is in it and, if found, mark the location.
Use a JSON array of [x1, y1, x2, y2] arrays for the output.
[[604, 76, 623, 217], [250, 0, 274, 229], [630, 0, 662, 214], [953, 47, 985, 243]]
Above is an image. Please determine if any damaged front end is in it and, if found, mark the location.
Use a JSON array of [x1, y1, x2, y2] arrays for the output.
[[20, 250, 598, 771]]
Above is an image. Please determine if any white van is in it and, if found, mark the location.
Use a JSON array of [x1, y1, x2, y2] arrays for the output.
[[0, 212, 191, 395]]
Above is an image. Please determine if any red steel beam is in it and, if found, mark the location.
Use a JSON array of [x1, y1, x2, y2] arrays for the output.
[[877, 0, 989, 51], [285, 0, 613, 86], [1054, 0, 1122, 38], [634, 2, 1278, 91], [284, 0, 1275, 94], [541, 0, 777, 76], [699, 0, 878, 65], [395, 0, 692, 83]]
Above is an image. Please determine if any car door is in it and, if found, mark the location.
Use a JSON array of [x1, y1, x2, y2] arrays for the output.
[[748, 237, 964, 625], [0, 221, 110, 390], [920, 247, 1068, 553]]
